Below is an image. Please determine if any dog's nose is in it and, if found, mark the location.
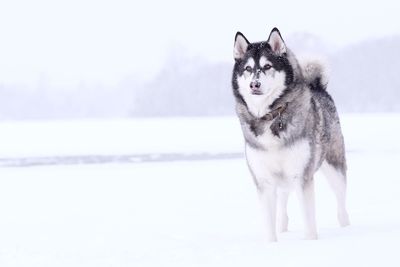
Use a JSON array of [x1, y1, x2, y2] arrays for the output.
[[250, 80, 261, 90]]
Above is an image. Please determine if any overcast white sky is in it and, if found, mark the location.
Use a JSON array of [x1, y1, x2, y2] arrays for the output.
[[0, 0, 399, 87]]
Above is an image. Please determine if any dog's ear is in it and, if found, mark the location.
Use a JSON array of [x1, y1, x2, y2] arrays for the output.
[[234, 32, 250, 60], [267, 27, 286, 55]]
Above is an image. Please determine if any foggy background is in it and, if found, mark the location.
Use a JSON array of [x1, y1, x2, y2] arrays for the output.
[[0, 0, 399, 120]]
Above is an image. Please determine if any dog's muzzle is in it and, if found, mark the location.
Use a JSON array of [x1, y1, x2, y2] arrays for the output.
[[250, 80, 262, 95]]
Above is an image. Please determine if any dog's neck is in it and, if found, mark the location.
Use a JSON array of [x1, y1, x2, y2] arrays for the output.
[[259, 102, 288, 122]]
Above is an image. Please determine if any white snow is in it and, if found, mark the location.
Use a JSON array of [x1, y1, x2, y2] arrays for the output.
[[0, 114, 399, 266], [0, 117, 243, 158]]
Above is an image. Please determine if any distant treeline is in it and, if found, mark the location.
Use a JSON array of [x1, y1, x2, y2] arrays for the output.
[[0, 36, 399, 120]]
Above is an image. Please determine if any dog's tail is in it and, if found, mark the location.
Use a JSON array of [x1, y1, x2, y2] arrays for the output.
[[300, 58, 329, 91]]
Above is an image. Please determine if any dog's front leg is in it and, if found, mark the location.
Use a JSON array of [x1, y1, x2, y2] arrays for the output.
[[258, 184, 277, 242], [296, 178, 318, 240], [277, 189, 289, 233]]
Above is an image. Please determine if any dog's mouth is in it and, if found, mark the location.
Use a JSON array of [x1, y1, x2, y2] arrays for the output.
[[251, 90, 263, 95]]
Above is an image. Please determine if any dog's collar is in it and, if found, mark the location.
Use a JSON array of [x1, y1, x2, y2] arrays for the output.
[[261, 102, 288, 122]]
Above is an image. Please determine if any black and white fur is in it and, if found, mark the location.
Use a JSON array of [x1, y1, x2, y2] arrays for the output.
[[232, 28, 349, 242]]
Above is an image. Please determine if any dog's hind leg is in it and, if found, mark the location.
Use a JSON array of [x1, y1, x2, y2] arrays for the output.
[[277, 189, 289, 233], [296, 178, 318, 240], [320, 161, 350, 227]]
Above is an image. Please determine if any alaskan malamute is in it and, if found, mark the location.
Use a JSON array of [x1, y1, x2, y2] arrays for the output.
[[232, 27, 349, 241]]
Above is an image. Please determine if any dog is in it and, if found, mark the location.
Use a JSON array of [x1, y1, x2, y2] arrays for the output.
[[231, 27, 350, 241]]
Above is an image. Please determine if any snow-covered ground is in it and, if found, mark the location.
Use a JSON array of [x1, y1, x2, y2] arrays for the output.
[[0, 114, 399, 266]]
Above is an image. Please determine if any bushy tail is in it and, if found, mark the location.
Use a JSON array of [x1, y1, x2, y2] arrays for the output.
[[301, 58, 329, 91]]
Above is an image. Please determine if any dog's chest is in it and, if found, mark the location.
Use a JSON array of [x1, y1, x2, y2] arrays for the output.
[[242, 119, 283, 149], [245, 139, 311, 187]]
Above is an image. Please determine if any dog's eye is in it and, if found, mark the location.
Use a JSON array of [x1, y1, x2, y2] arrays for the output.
[[263, 64, 272, 70], [245, 66, 252, 72]]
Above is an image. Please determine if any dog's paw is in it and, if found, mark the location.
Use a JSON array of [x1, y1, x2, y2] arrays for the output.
[[266, 234, 278, 242], [338, 212, 350, 227], [277, 215, 289, 233], [304, 232, 318, 240]]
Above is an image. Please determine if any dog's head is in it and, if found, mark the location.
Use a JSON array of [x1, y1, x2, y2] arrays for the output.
[[232, 28, 299, 117]]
